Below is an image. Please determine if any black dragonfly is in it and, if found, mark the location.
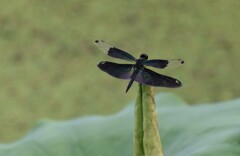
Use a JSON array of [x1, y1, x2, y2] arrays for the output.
[[95, 40, 184, 93]]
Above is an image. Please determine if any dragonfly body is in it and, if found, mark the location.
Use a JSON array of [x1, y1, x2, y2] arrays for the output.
[[135, 54, 148, 68], [95, 40, 184, 93], [126, 54, 148, 92]]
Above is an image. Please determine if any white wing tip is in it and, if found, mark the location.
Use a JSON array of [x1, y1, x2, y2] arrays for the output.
[[94, 40, 105, 44], [94, 40, 112, 53]]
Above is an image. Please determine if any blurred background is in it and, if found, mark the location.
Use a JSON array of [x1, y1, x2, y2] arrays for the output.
[[0, 0, 239, 142]]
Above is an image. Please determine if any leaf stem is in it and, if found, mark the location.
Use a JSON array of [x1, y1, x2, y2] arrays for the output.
[[134, 84, 164, 156]]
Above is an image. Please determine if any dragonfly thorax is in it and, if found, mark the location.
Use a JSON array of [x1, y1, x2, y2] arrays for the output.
[[136, 54, 148, 68]]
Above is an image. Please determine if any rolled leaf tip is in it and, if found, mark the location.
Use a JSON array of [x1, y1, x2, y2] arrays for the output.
[[134, 84, 164, 156]]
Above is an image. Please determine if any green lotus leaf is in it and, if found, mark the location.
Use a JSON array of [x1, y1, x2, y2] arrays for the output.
[[0, 93, 239, 156]]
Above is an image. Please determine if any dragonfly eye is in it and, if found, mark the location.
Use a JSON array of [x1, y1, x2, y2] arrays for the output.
[[140, 54, 148, 60]]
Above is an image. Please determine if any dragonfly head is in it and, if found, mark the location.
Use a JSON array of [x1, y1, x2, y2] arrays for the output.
[[140, 53, 148, 60]]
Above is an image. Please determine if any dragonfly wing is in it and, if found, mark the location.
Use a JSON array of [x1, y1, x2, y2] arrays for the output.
[[134, 67, 182, 87], [98, 61, 134, 79], [95, 40, 136, 62], [144, 59, 184, 69]]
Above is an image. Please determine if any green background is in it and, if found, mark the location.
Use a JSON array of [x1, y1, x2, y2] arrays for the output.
[[0, 0, 239, 142]]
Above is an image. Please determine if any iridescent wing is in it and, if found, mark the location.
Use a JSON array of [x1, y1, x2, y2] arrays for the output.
[[97, 61, 134, 79], [134, 67, 182, 87], [95, 40, 136, 62], [143, 59, 184, 69]]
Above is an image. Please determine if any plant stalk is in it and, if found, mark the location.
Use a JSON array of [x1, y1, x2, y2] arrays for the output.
[[134, 84, 164, 156]]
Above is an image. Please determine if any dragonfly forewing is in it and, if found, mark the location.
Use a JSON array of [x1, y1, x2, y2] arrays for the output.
[[144, 59, 184, 69], [95, 40, 136, 62]]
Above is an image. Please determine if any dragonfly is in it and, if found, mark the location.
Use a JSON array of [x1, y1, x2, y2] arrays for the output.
[[95, 40, 184, 93]]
